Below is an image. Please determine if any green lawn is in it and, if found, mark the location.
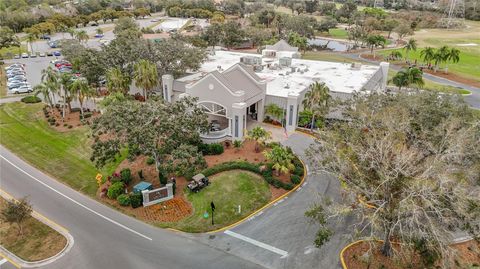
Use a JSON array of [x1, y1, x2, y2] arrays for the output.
[[0, 197, 66, 262], [328, 28, 348, 39], [0, 65, 6, 98], [380, 45, 480, 83], [0, 102, 122, 196], [387, 70, 471, 95], [160, 170, 271, 232]]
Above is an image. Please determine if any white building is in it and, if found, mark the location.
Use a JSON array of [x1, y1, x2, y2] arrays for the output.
[[161, 41, 389, 142]]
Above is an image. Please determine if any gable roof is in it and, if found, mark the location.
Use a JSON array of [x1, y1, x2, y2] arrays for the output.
[[265, 40, 298, 52]]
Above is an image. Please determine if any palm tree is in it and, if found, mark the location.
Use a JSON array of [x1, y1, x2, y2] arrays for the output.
[[246, 126, 272, 153], [391, 67, 424, 90], [106, 67, 130, 94], [366, 35, 386, 57], [66, 27, 76, 39], [133, 59, 158, 100], [265, 103, 285, 126], [433, 46, 450, 72], [75, 30, 89, 44], [58, 73, 73, 119], [41, 66, 59, 105], [445, 47, 460, 74], [33, 83, 53, 108], [403, 38, 417, 61], [69, 78, 93, 117], [263, 146, 295, 176], [302, 82, 330, 131], [388, 50, 402, 61], [26, 33, 37, 53], [420, 47, 435, 67]]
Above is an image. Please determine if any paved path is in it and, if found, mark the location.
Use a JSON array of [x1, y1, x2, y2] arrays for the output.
[[344, 53, 480, 109], [195, 133, 353, 269], [0, 146, 265, 269]]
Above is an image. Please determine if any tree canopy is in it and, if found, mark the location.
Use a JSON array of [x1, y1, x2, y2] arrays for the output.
[[307, 91, 480, 265]]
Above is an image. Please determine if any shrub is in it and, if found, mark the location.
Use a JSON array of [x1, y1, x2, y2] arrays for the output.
[[107, 182, 124, 199], [82, 112, 93, 119], [120, 168, 132, 185], [146, 157, 155, 165], [233, 140, 242, 148], [199, 143, 224, 155], [68, 125, 73, 129], [291, 174, 302, 184], [208, 143, 224, 155], [117, 194, 130, 206], [138, 169, 144, 179], [159, 170, 167, 185], [71, 107, 81, 113], [129, 192, 143, 208], [20, 96, 41, 103]]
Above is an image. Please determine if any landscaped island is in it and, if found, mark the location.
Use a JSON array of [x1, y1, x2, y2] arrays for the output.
[[0, 197, 66, 262]]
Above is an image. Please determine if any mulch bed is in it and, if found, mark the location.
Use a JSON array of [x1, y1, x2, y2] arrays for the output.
[[343, 240, 480, 269], [100, 139, 300, 223], [43, 107, 99, 132]]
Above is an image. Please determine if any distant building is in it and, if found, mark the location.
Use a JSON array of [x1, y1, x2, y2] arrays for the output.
[[160, 41, 389, 142]]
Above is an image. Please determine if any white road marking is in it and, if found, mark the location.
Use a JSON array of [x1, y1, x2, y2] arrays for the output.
[[0, 259, 7, 266], [0, 155, 153, 241], [224, 230, 288, 258]]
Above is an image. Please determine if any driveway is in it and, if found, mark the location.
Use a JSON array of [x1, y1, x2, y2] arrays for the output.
[[194, 133, 354, 269], [0, 146, 266, 269]]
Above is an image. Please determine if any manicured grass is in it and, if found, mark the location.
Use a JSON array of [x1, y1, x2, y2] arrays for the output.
[[160, 170, 271, 232], [0, 197, 66, 261], [0, 65, 6, 98], [328, 28, 348, 39], [0, 102, 123, 196], [387, 70, 471, 95], [380, 48, 480, 83]]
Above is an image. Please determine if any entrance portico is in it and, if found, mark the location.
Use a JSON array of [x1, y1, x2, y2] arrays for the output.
[[163, 63, 267, 142]]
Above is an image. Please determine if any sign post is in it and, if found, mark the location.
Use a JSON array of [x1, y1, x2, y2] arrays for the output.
[[210, 201, 216, 225]]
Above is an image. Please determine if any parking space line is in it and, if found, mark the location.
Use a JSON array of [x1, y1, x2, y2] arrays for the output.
[[224, 230, 288, 258]]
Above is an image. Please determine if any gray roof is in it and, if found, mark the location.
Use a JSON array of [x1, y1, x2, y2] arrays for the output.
[[265, 40, 298, 52]]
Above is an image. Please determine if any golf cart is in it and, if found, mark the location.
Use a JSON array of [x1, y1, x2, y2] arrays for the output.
[[188, 173, 210, 193]]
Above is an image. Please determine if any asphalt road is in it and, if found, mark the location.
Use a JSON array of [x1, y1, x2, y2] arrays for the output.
[[344, 53, 480, 109], [195, 133, 353, 269], [0, 146, 266, 269]]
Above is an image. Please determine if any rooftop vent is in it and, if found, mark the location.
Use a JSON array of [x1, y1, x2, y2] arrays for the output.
[[351, 62, 362, 70], [279, 57, 292, 67], [240, 56, 262, 66]]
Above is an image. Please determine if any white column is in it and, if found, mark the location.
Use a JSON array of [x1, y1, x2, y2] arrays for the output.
[[231, 102, 247, 140], [286, 93, 299, 134], [257, 98, 264, 122], [380, 62, 389, 91], [161, 74, 174, 102]]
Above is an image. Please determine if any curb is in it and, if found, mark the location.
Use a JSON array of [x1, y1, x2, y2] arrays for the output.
[[205, 157, 308, 234], [339, 236, 476, 268], [0, 189, 74, 268]]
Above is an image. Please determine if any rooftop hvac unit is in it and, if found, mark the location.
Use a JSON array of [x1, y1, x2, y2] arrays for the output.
[[240, 56, 262, 66], [351, 62, 362, 70], [279, 57, 292, 67], [253, 65, 264, 72], [290, 67, 297, 73]]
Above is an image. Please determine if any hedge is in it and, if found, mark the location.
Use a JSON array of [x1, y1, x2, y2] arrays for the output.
[[199, 143, 224, 156], [117, 194, 130, 206], [21, 96, 41, 103], [199, 161, 297, 191]]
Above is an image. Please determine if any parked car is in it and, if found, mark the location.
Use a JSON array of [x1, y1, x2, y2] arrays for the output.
[[8, 76, 27, 81], [13, 54, 20, 59], [7, 73, 25, 79], [5, 63, 24, 69], [29, 53, 37, 58], [46, 51, 54, 56], [94, 33, 104, 38], [39, 52, 46, 57], [55, 63, 72, 69], [7, 69, 24, 75], [8, 82, 29, 90], [40, 34, 51, 40], [53, 51, 61, 56], [21, 53, 29, 58], [91, 22, 99, 26], [9, 85, 33, 94]]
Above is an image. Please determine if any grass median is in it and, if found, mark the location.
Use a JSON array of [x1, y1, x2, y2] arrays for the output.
[[159, 170, 271, 233], [0, 102, 122, 196], [0, 197, 67, 262]]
